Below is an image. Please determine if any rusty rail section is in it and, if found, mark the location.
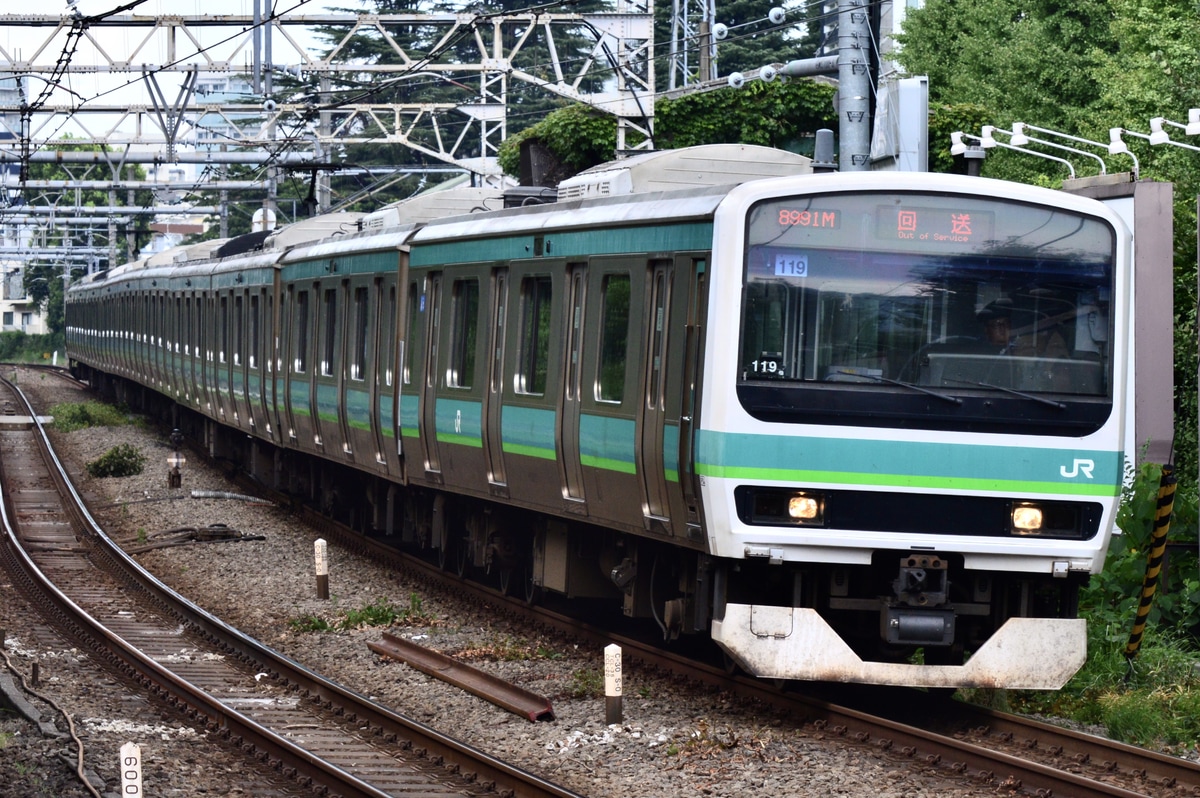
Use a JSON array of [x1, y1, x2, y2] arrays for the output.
[[369, 631, 555, 722], [0, 375, 583, 798]]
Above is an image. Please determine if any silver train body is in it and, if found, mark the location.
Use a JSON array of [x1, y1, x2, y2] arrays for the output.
[[66, 145, 1134, 688]]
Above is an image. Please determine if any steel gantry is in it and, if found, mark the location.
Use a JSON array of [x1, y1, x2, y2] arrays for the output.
[[1, 6, 655, 178], [0, 3, 655, 276]]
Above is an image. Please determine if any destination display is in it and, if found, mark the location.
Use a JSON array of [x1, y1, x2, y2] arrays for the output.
[[752, 192, 1114, 263]]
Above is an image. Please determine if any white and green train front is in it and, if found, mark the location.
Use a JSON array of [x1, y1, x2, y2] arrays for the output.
[[699, 173, 1129, 689]]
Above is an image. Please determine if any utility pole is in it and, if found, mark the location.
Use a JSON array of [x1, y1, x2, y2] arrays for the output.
[[838, 0, 871, 171]]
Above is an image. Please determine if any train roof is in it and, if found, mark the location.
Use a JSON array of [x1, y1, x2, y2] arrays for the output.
[[410, 183, 732, 245], [146, 237, 229, 267], [358, 184, 507, 232], [263, 212, 366, 249], [555, 143, 812, 201]]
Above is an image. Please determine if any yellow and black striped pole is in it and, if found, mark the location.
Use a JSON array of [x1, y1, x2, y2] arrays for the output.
[[1124, 464, 1177, 660]]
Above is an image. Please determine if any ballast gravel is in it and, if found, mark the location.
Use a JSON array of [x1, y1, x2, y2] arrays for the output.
[[1, 368, 1000, 797]]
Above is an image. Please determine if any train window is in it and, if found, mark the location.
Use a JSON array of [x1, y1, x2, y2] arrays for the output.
[[233, 295, 243, 366], [646, 268, 669, 408], [384, 284, 396, 387], [447, 278, 479, 389], [295, 290, 309, 374], [219, 296, 228, 364], [490, 271, 507, 394], [351, 286, 368, 381], [404, 282, 419, 386], [516, 275, 552, 396], [597, 273, 630, 403], [321, 288, 337, 377], [741, 193, 1115, 398], [249, 294, 259, 369], [184, 297, 191, 356], [174, 298, 181, 352]]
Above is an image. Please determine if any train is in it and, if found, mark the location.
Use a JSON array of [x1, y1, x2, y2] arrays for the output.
[[66, 143, 1139, 689]]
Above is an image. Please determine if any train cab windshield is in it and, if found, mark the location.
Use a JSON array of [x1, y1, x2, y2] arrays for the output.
[[737, 191, 1117, 434]]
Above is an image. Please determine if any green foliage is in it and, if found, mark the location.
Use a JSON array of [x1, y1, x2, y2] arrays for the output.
[[340, 593, 431, 630], [569, 667, 604, 699], [655, 80, 837, 152], [498, 80, 837, 181], [498, 104, 618, 180], [0, 332, 63, 363], [85, 444, 147, 478], [50, 401, 128, 432], [1081, 461, 1200, 638], [289, 614, 333, 633]]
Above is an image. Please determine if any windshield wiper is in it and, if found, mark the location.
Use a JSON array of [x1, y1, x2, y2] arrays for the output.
[[945, 378, 1066, 410], [835, 370, 961, 405]]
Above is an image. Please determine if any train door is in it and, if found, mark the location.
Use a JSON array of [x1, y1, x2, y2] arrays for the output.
[[483, 267, 508, 493], [344, 278, 377, 464], [419, 273, 443, 478], [639, 260, 673, 526], [378, 277, 401, 476], [314, 283, 343, 453], [248, 289, 270, 436], [232, 291, 250, 429], [677, 257, 708, 531], [559, 264, 587, 503], [280, 285, 304, 447]]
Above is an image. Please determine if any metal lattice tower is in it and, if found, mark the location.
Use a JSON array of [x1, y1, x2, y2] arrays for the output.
[[0, 3, 656, 272], [667, 0, 717, 89]]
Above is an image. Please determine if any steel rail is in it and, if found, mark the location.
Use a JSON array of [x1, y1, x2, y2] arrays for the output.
[[0, 374, 584, 798]]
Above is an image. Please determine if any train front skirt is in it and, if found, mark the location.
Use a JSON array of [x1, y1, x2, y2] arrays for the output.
[[712, 604, 1086, 689]]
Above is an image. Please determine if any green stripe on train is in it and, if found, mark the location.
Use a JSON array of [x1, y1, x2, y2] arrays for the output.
[[695, 430, 1121, 497], [411, 222, 713, 267]]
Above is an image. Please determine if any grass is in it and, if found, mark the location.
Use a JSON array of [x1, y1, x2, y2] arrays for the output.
[[289, 593, 435, 634], [49, 400, 129, 432]]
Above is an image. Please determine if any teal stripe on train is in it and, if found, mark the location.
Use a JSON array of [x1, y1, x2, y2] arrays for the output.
[[345, 387, 371, 431], [580, 414, 635, 473], [411, 223, 713, 267], [316, 383, 339, 423], [502, 405, 556, 460], [695, 431, 1121, 497], [436, 398, 483, 447], [379, 392, 396, 439], [399, 394, 420, 438]]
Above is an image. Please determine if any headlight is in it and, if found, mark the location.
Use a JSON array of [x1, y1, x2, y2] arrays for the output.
[[737, 487, 826, 526], [1010, 501, 1083, 538], [788, 495, 821, 521], [1012, 504, 1043, 533]]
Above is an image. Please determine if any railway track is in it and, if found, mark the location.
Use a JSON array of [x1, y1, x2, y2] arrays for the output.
[[0, 373, 585, 798], [17, 365, 1200, 798]]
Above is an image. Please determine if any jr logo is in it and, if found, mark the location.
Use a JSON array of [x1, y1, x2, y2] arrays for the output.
[[1060, 459, 1095, 479]]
